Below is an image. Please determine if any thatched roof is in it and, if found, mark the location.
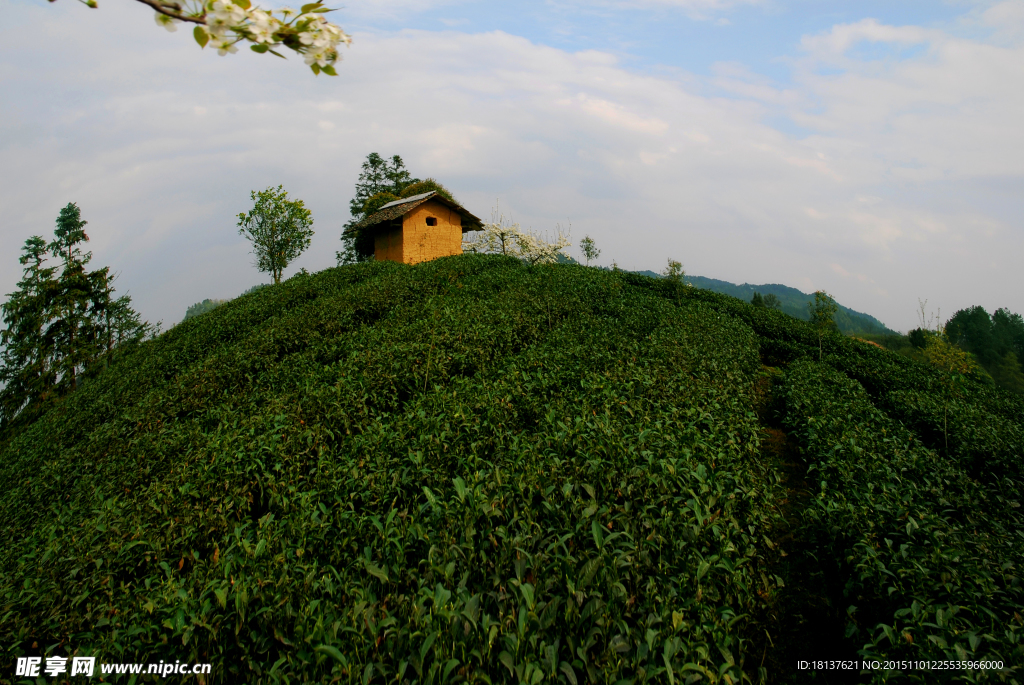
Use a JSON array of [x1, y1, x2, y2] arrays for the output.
[[350, 191, 483, 232]]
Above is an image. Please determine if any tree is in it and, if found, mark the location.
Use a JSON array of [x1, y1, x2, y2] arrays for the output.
[[237, 185, 314, 285], [49, 202, 103, 394], [338, 153, 420, 264], [751, 292, 764, 308], [944, 305, 1024, 393], [579, 235, 600, 266], [51, 0, 351, 75], [348, 154, 419, 219], [992, 308, 1024, 360], [763, 293, 782, 310], [946, 306, 996, 366], [662, 259, 686, 304], [105, 294, 158, 350], [462, 208, 571, 265], [0, 237, 58, 426], [807, 290, 839, 361], [922, 330, 984, 453], [1, 205, 154, 430]]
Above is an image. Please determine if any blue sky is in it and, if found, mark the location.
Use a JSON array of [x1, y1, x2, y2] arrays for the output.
[[2, 0, 1023, 332], [345, 1, 971, 79]]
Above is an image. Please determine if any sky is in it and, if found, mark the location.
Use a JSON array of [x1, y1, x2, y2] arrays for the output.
[[2, 0, 1023, 333]]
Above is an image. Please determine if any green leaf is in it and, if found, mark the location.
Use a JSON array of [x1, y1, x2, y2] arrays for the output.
[[498, 652, 515, 676], [520, 582, 535, 610], [422, 486, 437, 505], [442, 659, 459, 683], [315, 645, 348, 665], [251, 44, 270, 54], [364, 561, 389, 583], [233, 0, 251, 8], [322, 65, 338, 76], [591, 519, 604, 549], [420, 631, 438, 664], [194, 26, 209, 48], [696, 559, 711, 581], [300, 2, 322, 12], [453, 476, 467, 502], [559, 662, 578, 685]]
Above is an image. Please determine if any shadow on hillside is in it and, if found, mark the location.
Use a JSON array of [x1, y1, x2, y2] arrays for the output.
[[753, 370, 864, 685]]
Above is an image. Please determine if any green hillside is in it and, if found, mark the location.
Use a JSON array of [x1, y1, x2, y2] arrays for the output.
[[633, 270, 897, 336], [1, 256, 1021, 683]]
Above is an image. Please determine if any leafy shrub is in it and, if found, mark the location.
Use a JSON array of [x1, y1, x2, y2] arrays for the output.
[[0, 256, 788, 683], [779, 361, 1023, 682], [399, 179, 458, 204], [183, 298, 229, 322]]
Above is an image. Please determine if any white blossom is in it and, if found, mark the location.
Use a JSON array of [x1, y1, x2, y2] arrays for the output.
[[212, 38, 239, 55], [153, 12, 179, 31], [141, 0, 350, 72], [463, 212, 571, 265], [303, 47, 331, 67]]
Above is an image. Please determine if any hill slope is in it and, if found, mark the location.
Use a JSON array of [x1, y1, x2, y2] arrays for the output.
[[633, 270, 897, 336], [1, 256, 1020, 684]]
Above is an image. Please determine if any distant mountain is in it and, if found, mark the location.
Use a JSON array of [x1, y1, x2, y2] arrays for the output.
[[632, 270, 898, 336]]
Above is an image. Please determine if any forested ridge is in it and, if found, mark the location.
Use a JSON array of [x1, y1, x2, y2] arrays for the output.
[[1, 255, 1021, 684]]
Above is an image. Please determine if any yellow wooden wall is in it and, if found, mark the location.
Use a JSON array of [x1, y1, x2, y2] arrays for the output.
[[400, 199, 464, 265]]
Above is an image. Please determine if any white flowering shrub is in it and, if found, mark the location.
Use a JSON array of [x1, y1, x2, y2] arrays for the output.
[[463, 211, 571, 265], [57, 0, 351, 74]]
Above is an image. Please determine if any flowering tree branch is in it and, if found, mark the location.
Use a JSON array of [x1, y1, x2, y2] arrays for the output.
[[49, 0, 351, 74], [463, 208, 572, 265]]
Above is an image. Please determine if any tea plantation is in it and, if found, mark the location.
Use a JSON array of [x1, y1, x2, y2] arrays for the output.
[[1, 255, 1021, 684]]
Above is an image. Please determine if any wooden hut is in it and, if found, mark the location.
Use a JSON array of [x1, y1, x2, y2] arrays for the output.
[[352, 191, 483, 265]]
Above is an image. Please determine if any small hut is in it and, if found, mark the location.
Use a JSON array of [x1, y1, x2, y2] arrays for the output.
[[352, 191, 483, 265]]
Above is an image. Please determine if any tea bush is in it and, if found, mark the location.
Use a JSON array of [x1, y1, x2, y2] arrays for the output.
[[4, 257, 1022, 684], [1, 256, 788, 683], [779, 361, 1023, 682]]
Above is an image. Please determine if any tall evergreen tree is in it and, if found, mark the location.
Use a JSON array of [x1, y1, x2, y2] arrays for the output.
[[338, 153, 420, 264], [1, 203, 155, 430], [347, 153, 419, 218], [0, 236, 58, 427], [49, 202, 99, 393]]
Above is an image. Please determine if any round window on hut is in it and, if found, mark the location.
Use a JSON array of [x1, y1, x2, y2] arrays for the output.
[[426, 217, 437, 226]]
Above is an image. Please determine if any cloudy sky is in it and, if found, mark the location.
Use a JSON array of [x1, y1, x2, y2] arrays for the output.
[[2, 0, 1023, 332]]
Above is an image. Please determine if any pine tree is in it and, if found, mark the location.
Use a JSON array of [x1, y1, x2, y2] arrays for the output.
[[338, 153, 420, 264], [0, 236, 58, 427], [48, 202, 100, 394], [347, 153, 419, 218], [1, 204, 155, 430]]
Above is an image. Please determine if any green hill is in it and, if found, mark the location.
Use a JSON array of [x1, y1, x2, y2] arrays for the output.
[[1, 256, 1020, 683], [633, 270, 897, 336]]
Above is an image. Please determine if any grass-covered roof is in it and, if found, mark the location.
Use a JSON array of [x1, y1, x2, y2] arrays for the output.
[[353, 190, 483, 232]]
